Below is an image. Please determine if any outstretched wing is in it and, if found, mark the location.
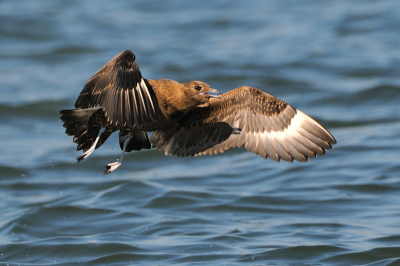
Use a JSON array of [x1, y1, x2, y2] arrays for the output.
[[75, 50, 156, 128], [150, 86, 336, 162]]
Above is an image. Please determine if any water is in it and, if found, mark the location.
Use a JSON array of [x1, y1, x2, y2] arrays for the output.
[[1, 0, 400, 265]]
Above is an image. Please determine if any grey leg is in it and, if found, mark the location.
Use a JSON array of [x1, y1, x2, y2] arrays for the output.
[[103, 135, 131, 175]]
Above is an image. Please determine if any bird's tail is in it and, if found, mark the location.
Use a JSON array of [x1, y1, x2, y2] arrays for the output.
[[60, 107, 112, 152]]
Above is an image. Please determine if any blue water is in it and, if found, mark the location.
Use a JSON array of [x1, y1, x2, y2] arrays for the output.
[[1, 1, 400, 265]]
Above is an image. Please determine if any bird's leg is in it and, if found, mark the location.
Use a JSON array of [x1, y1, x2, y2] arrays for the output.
[[77, 128, 105, 163], [103, 135, 131, 175]]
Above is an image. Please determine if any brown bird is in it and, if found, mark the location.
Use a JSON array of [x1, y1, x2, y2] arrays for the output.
[[60, 50, 336, 175]]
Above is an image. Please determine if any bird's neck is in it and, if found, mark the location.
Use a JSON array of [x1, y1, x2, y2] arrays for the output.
[[148, 79, 193, 120]]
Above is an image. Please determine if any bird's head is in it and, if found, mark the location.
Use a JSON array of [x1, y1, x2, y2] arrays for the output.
[[182, 81, 222, 106]]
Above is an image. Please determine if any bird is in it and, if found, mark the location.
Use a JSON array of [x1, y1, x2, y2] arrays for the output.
[[60, 50, 336, 175]]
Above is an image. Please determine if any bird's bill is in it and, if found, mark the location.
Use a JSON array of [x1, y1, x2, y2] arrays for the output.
[[200, 88, 222, 99]]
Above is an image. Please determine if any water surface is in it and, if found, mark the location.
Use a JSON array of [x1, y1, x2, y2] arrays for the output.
[[1, 1, 400, 265]]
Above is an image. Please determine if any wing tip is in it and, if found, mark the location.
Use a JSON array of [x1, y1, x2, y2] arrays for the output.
[[296, 110, 337, 145], [119, 50, 135, 60]]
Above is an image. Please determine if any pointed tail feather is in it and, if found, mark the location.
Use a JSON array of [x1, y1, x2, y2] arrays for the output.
[[60, 107, 110, 152]]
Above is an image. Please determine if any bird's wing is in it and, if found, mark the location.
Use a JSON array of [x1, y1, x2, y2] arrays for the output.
[[150, 86, 336, 161], [75, 50, 156, 128]]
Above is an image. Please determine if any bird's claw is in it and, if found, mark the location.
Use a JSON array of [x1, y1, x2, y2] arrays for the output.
[[104, 161, 121, 175]]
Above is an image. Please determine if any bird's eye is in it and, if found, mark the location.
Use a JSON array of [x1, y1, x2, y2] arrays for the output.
[[195, 86, 202, 91]]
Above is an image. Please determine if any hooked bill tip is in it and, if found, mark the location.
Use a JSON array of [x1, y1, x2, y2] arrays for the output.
[[200, 88, 222, 98]]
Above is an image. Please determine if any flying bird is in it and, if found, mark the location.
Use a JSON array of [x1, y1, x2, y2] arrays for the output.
[[60, 50, 336, 174]]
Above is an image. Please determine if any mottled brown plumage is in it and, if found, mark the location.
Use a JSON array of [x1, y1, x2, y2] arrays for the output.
[[60, 50, 336, 174]]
